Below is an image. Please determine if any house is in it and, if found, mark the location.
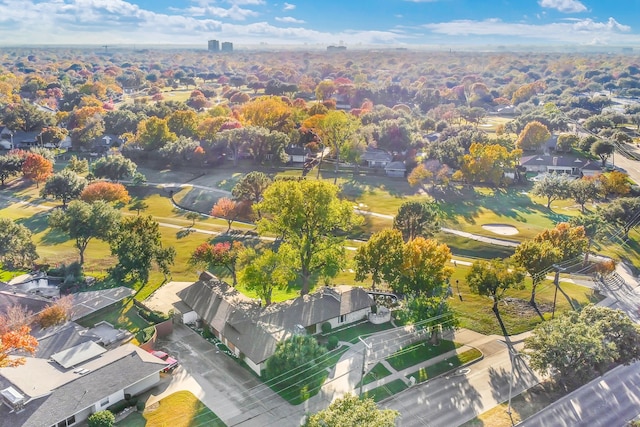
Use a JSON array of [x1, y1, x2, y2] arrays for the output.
[[177, 272, 374, 376], [0, 288, 51, 316], [385, 161, 406, 178], [284, 144, 309, 163], [361, 148, 392, 168], [0, 341, 166, 427], [7, 272, 60, 299], [520, 154, 602, 177]]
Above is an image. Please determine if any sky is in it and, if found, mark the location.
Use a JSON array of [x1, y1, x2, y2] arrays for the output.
[[0, 0, 639, 48]]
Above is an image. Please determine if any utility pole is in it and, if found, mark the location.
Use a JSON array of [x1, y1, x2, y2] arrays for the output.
[[358, 336, 372, 398]]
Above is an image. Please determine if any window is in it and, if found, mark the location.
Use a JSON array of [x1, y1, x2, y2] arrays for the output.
[[66, 416, 76, 426], [100, 397, 109, 407], [339, 315, 346, 323]]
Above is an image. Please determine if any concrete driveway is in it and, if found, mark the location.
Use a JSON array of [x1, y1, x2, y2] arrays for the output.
[[148, 323, 303, 427]]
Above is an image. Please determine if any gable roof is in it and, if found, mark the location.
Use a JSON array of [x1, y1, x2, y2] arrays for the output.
[[0, 344, 164, 427], [32, 322, 100, 359], [361, 148, 392, 163], [178, 274, 373, 364], [520, 154, 600, 170], [0, 290, 50, 316], [385, 161, 406, 171]]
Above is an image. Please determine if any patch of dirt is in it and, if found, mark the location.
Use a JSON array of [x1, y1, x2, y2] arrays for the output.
[[501, 297, 553, 316]]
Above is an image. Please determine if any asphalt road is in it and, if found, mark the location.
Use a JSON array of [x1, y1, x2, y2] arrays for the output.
[[518, 362, 640, 427]]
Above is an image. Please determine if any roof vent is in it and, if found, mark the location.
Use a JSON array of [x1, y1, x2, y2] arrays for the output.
[[1, 386, 26, 411]]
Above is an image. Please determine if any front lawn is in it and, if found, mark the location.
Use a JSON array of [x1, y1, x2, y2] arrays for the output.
[[329, 321, 396, 344], [362, 378, 409, 402], [406, 348, 483, 383], [75, 298, 150, 335], [117, 391, 225, 427], [360, 362, 392, 386], [386, 339, 461, 371]]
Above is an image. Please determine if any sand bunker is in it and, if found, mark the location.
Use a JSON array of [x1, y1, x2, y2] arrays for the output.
[[481, 224, 519, 236]]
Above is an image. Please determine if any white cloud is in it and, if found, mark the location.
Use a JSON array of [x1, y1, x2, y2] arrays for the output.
[[184, 4, 258, 20], [275, 16, 305, 24], [283, 2, 295, 10], [539, 0, 587, 13], [423, 17, 632, 44]]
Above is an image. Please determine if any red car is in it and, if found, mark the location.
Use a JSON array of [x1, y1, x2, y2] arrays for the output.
[[150, 350, 179, 373]]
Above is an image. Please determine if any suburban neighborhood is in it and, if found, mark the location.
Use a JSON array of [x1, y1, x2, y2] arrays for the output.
[[2, 5, 640, 425]]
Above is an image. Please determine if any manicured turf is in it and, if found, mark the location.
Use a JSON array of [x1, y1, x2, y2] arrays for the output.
[[386, 339, 461, 371], [117, 391, 226, 427], [360, 362, 392, 386], [76, 298, 150, 335], [362, 379, 409, 402], [329, 321, 396, 344], [406, 348, 483, 383]]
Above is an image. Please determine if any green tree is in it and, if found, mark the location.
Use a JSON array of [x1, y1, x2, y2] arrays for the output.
[[569, 176, 602, 213], [265, 335, 328, 403], [459, 143, 521, 186], [393, 200, 441, 242], [238, 247, 295, 305], [0, 153, 24, 186], [516, 121, 550, 151], [466, 259, 526, 336], [128, 199, 148, 215], [555, 133, 579, 153], [531, 173, 572, 209], [533, 222, 588, 262], [49, 200, 120, 265], [600, 197, 640, 240], [318, 110, 360, 182], [91, 155, 137, 182], [136, 116, 177, 151], [0, 218, 37, 268], [87, 410, 115, 427], [109, 215, 175, 283], [580, 305, 640, 366], [569, 213, 606, 264], [512, 240, 561, 307], [354, 229, 404, 290], [305, 393, 399, 427], [231, 171, 272, 218], [40, 169, 86, 207], [590, 140, 615, 167], [255, 180, 361, 295], [65, 155, 89, 174]]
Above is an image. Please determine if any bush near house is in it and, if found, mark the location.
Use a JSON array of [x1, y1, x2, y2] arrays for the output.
[[88, 410, 115, 427]]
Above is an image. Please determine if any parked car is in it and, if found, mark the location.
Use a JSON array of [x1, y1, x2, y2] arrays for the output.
[[149, 350, 179, 373]]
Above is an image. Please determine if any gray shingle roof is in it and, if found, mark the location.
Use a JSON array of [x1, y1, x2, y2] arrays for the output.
[[0, 346, 164, 427]]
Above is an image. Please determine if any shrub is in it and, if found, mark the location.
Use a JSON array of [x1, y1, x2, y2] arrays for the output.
[[137, 307, 170, 324], [327, 335, 339, 350], [136, 399, 146, 412], [88, 410, 115, 427], [106, 399, 129, 415], [136, 326, 156, 344], [37, 295, 73, 328], [321, 322, 332, 334]]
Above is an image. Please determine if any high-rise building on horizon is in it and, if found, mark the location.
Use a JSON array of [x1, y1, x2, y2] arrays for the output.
[[221, 42, 233, 52], [208, 40, 220, 52]]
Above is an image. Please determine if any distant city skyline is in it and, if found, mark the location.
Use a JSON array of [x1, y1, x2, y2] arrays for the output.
[[0, 0, 638, 47]]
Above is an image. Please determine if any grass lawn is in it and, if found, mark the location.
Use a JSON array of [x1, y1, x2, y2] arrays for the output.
[[75, 298, 150, 335], [406, 348, 483, 383], [362, 378, 409, 402], [360, 362, 392, 386], [329, 321, 396, 344], [267, 345, 350, 405], [386, 340, 461, 371], [117, 391, 226, 427]]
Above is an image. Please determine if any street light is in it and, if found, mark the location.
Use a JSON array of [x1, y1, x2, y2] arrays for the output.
[[456, 279, 462, 301]]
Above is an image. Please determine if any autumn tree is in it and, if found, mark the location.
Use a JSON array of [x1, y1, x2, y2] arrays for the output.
[[211, 197, 239, 232], [0, 218, 38, 268], [22, 152, 53, 187], [255, 179, 361, 295], [40, 169, 86, 206], [407, 163, 433, 190], [305, 394, 399, 427], [516, 121, 550, 151], [354, 229, 404, 290], [600, 197, 640, 240], [315, 80, 336, 102], [190, 241, 245, 286], [393, 200, 441, 242], [318, 110, 360, 180], [167, 109, 199, 139], [591, 140, 615, 167], [533, 222, 588, 263], [512, 240, 561, 307], [569, 213, 606, 264], [459, 143, 521, 186], [238, 246, 295, 305], [0, 324, 38, 368], [241, 96, 294, 133], [49, 200, 121, 265], [135, 116, 177, 151], [392, 237, 453, 296], [91, 155, 137, 182], [80, 181, 131, 204], [531, 173, 572, 209], [37, 295, 73, 328], [109, 215, 176, 283], [599, 171, 631, 197], [466, 258, 526, 336]]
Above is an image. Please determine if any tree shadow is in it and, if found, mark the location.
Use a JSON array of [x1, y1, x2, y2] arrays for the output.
[[16, 211, 51, 234], [40, 228, 70, 245], [176, 228, 196, 239]]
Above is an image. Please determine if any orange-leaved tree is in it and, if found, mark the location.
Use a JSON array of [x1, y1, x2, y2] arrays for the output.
[[22, 152, 53, 187], [0, 305, 38, 368], [80, 181, 131, 204], [37, 295, 74, 329], [211, 197, 239, 232]]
